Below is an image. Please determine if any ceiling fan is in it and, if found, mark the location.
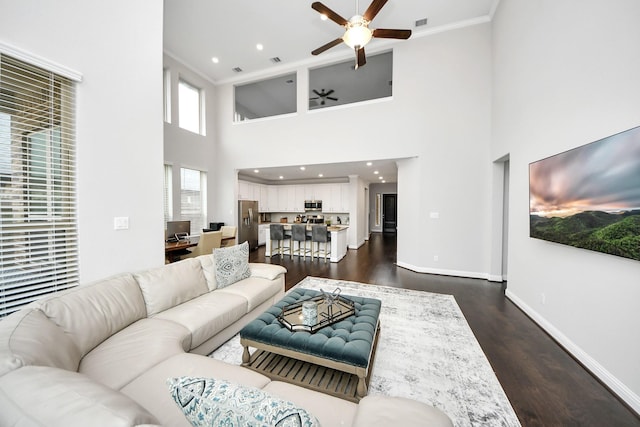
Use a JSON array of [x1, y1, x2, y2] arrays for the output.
[[311, 0, 412, 70], [310, 89, 338, 105]]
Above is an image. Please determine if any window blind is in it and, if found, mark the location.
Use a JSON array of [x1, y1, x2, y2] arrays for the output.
[[0, 54, 78, 317], [180, 167, 207, 235]]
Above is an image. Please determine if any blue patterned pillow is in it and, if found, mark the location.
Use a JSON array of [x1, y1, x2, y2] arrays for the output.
[[213, 241, 251, 288], [167, 377, 321, 427]]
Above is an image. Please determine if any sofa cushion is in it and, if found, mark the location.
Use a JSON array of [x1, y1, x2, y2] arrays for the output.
[[36, 273, 147, 356], [79, 318, 190, 390], [352, 395, 454, 427], [216, 276, 285, 312], [168, 376, 321, 427], [213, 242, 251, 288], [197, 254, 218, 291], [135, 258, 208, 316], [121, 353, 271, 427], [0, 308, 82, 376], [248, 263, 287, 281], [152, 292, 248, 349], [0, 365, 160, 427]]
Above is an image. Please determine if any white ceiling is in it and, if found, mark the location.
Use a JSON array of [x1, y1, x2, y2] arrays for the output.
[[163, 0, 497, 184]]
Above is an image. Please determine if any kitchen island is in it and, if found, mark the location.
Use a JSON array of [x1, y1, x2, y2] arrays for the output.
[[264, 224, 348, 262]]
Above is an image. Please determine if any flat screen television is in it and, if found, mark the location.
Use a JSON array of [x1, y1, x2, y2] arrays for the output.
[[166, 220, 191, 241], [529, 125, 640, 261]]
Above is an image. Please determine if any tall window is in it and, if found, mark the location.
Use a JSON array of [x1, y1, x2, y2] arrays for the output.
[[178, 79, 204, 135], [163, 164, 173, 224], [180, 168, 206, 235], [0, 54, 77, 317]]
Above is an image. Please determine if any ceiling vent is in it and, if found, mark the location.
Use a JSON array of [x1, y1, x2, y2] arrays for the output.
[[270, 57, 282, 64], [415, 18, 428, 27], [232, 67, 243, 73]]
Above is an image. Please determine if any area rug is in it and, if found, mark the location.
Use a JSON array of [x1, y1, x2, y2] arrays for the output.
[[210, 277, 521, 427]]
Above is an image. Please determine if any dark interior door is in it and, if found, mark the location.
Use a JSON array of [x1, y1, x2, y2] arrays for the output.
[[383, 194, 397, 233]]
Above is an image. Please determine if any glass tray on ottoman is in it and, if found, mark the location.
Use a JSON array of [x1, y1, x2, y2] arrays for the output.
[[277, 294, 355, 333]]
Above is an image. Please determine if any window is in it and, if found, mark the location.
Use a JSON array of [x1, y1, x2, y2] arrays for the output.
[[178, 79, 204, 134], [234, 73, 296, 121], [0, 54, 77, 317], [163, 68, 171, 123], [180, 168, 206, 235], [163, 164, 173, 224]]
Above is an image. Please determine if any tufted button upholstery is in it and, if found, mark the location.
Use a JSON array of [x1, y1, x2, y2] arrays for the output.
[[240, 288, 381, 367]]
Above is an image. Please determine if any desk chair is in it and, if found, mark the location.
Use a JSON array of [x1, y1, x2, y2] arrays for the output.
[[220, 225, 237, 247], [291, 224, 312, 259], [269, 224, 291, 259], [183, 231, 222, 258], [312, 225, 331, 262]]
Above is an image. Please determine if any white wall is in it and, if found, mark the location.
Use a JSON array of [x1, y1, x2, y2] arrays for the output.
[[214, 23, 493, 279], [493, 0, 640, 412], [163, 53, 219, 230], [0, 1, 164, 283]]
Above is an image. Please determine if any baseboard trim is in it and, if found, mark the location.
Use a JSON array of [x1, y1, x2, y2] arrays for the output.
[[506, 289, 640, 416], [396, 261, 501, 282]]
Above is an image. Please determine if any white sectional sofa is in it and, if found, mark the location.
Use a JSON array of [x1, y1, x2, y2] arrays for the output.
[[0, 249, 453, 427]]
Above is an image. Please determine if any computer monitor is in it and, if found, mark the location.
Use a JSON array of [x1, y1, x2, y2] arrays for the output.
[[166, 220, 191, 241]]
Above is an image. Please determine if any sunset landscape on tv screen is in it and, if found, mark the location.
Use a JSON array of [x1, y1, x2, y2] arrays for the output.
[[529, 125, 640, 261]]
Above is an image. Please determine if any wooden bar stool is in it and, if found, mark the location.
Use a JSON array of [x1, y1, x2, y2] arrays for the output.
[[269, 224, 291, 259], [312, 225, 331, 262], [291, 224, 312, 259]]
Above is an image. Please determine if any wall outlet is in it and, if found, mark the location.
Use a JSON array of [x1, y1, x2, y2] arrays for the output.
[[114, 216, 129, 230], [429, 212, 440, 219]]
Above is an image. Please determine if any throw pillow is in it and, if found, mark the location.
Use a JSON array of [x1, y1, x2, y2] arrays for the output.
[[213, 241, 251, 288], [167, 376, 321, 427]]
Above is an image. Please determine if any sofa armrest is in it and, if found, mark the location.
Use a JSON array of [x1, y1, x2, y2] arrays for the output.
[[352, 395, 453, 427], [248, 263, 286, 281]]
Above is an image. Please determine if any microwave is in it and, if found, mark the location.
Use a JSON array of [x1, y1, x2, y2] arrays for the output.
[[304, 200, 322, 212]]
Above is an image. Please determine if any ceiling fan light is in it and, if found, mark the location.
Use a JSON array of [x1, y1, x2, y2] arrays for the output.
[[343, 17, 373, 49]]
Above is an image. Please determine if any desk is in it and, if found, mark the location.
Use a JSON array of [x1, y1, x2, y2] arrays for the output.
[[165, 240, 197, 263]]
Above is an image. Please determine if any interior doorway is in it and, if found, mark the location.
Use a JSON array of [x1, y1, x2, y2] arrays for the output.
[[382, 194, 397, 233]]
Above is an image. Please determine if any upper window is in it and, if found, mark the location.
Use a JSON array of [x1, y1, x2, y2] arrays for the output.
[[308, 50, 393, 111], [180, 167, 207, 235], [234, 73, 296, 122], [0, 54, 78, 317], [178, 79, 204, 134]]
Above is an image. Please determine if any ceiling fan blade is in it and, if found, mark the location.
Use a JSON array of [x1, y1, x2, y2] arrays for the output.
[[324, 89, 335, 97], [311, 2, 348, 26], [310, 97, 320, 100], [327, 97, 338, 101], [312, 89, 322, 97], [356, 47, 366, 70], [363, 0, 388, 22], [372, 28, 412, 39], [312, 38, 344, 56]]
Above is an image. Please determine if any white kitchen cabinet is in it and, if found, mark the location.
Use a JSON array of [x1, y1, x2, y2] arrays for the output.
[[267, 186, 279, 211], [258, 223, 269, 246], [238, 181, 250, 200], [259, 185, 269, 212]]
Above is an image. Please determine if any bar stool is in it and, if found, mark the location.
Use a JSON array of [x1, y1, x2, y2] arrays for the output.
[[312, 225, 331, 263], [291, 224, 312, 259], [269, 224, 291, 259]]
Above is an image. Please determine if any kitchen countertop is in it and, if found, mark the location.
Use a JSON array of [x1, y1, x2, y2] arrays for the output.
[[259, 222, 348, 231]]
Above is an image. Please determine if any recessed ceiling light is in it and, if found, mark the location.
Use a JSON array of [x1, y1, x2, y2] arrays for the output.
[[253, 169, 259, 173], [318, 173, 323, 177], [378, 176, 383, 180], [256, 43, 264, 51], [366, 162, 372, 166], [300, 166, 306, 171], [211, 57, 219, 64], [279, 175, 284, 179], [374, 170, 379, 174], [382, 180, 386, 183]]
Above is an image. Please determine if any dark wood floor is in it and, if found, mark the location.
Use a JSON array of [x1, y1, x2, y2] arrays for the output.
[[250, 232, 640, 427]]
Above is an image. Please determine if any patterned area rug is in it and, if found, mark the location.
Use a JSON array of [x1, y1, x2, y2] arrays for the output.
[[210, 277, 521, 427]]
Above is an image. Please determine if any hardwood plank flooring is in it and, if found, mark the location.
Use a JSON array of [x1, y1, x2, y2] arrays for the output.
[[250, 233, 640, 427]]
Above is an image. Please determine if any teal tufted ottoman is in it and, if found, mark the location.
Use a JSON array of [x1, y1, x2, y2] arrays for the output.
[[240, 288, 381, 401]]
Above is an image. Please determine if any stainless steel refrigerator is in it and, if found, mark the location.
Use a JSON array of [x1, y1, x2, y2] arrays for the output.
[[238, 200, 258, 250]]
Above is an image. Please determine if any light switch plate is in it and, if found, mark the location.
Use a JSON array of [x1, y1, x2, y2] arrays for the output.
[[114, 216, 129, 230], [430, 212, 440, 219]]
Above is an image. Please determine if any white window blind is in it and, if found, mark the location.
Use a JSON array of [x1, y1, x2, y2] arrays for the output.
[[180, 168, 206, 235], [0, 54, 78, 317], [163, 164, 173, 224]]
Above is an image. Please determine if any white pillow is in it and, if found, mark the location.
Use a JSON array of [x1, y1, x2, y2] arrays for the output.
[[213, 242, 251, 288], [167, 376, 321, 427]]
